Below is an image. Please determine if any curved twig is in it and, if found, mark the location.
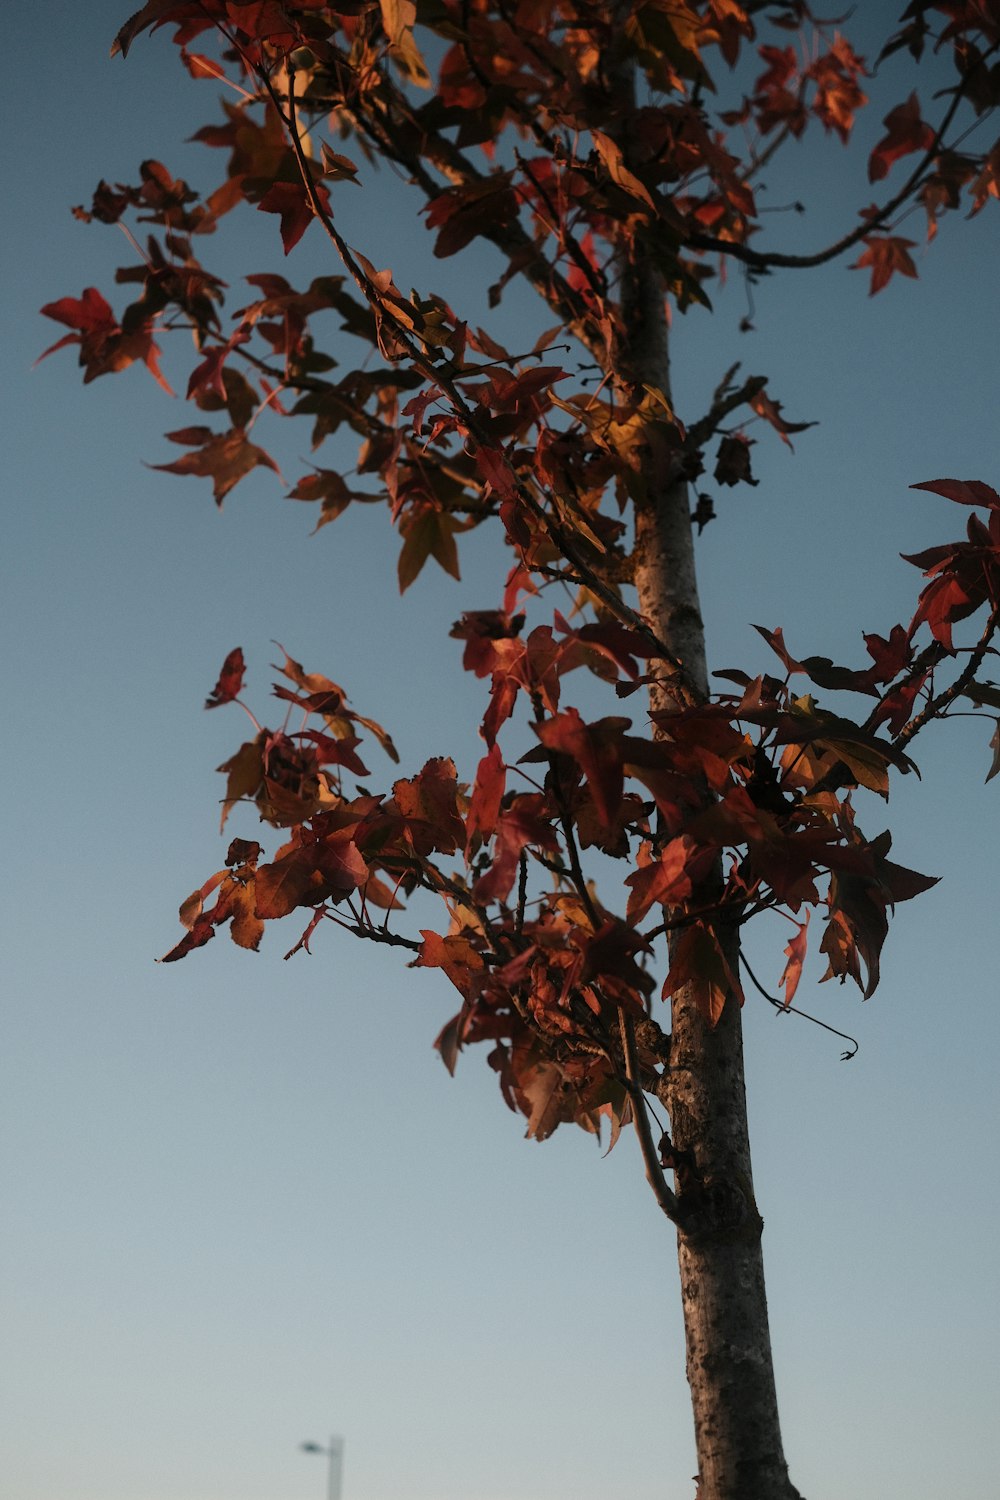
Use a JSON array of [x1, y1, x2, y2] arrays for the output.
[[741, 952, 859, 1060], [686, 69, 976, 273], [618, 1007, 681, 1219]]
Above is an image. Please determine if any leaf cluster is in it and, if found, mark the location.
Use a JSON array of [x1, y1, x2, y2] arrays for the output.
[[40, 1, 1000, 1165]]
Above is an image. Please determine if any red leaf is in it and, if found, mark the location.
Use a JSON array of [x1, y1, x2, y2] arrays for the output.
[[473, 799, 557, 904], [415, 930, 487, 1001], [466, 743, 506, 852], [779, 915, 810, 1008], [397, 504, 462, 592], [392, 758, 467, 856], [38, 287, 172, 393], [474, 445, 518, 500], [753, 624, 804, 675], [111, 1, 199, 58], [205, 647, 246, 709], [863, 625, 914, 683], [625, 836, 713, 923], [868, 93, 935, 183], [911, 478, 1000, 510], [186, 326, 250, 402], [255, 828, 366, 919], [39, 287, 116, 334], [534, 710, 631, 829], [256, 180, 330, 254], [852, 235, 919, 295]]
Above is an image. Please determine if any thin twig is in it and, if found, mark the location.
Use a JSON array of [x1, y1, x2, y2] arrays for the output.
[[741, 952, 859, 1060], [896, 604, 1000, 748], [686, 68, 976, 272], [618, 1007, 681, 1218]]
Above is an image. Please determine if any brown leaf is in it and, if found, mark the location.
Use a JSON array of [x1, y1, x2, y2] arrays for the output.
[[779, 915, 810, 1007], [255, 828, 366, 919], [154, 428, 281, 505], [205, 648, 246, 709], [217, 737, 265, 832], [749, 388, 816, 448]]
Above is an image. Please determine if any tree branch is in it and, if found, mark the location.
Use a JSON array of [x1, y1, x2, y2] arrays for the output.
[[684, 73, 974, 273], [618, 1006, 681, 1218], [685, 368, 768, 451], [896, 603, 1000, 748]]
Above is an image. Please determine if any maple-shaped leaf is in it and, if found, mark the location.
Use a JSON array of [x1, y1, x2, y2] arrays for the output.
[[286, 468, 377, 531], [625, 836, 714, 923], [591, 131, 657, 211], [162, 842, 265, 961], [870, 673, 928, 735], [519, 1058, 573, 1142], [908, 572, 975, 650], [806, 34, 867, 143], [397, 504, 462, 591], [416, 929, 488, 1002], [257, 180, 331, 256], [869, 94, 935, 183], [111, 1, 198, 58], [424, 177, 520, 258], [473, 444, 519, 502], [186, 327, 250, 403], [255, 824, 367, 920], [852, 235, 919, 295], [205, 647, 246, 709], [153, 427, 281, 504], [483, 809, 560, 905], [392, 758, 466, 856], [821, 870, 888, 998], [533, 710, 631, 830], [576, 919, 655, 1004], [864, 624, 914, 683], [38, 287, 172, 392], [319, 143, 361, 184]]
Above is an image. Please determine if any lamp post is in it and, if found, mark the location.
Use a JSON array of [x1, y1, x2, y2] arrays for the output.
[[300, 1436, 344, 1500]]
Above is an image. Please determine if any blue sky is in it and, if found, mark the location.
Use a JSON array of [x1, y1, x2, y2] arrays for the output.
[[3, 5, 999, 1499]]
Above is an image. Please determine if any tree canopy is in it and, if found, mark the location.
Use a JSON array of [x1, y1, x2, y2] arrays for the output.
[[42, 0, 1000, 1145], [33, 3, 1000, 1497]]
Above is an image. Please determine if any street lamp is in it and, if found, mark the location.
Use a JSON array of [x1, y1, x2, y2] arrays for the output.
[[300, 1435, 344, 1500]]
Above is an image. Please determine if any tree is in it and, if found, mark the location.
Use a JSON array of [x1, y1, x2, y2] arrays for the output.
[[41, 3, 1000, 1496]]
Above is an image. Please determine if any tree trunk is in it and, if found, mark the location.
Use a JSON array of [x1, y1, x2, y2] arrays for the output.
[[619, 244, 803, 1500]]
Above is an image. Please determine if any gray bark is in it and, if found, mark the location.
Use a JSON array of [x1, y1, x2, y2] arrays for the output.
[[618, 243, 803, 1500]]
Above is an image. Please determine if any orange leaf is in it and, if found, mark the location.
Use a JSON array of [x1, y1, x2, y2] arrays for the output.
[[852, 235, 919, 296], [779, 914, 810, 1008]]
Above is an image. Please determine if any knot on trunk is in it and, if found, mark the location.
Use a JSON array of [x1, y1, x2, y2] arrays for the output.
[[676, 1170, 763, 1245]]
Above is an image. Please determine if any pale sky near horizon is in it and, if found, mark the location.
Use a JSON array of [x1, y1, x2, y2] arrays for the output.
[[3, 5, 999, 1499]]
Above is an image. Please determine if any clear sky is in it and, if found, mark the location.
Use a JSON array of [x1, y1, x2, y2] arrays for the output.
[[3, 5, 999, 1499]]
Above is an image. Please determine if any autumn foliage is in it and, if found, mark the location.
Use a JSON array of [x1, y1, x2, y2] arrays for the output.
[[41, 1, 1000, 1158]]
